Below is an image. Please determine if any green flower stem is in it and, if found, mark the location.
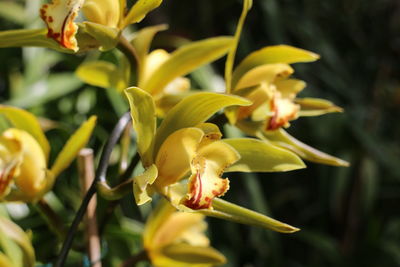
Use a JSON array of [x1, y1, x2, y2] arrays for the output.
[[117, 35, 140, 84], [36, 199, 66, 240], [97, 179, 133, 200]]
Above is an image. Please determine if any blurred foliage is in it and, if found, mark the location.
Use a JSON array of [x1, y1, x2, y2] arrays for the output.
[[0, 0, 399, 266]]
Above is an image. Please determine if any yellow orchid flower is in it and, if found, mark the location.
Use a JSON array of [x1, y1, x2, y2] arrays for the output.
[[0, 105, 96, 202], [120, 87, 304, 233], [0, 0, 163, 52], [0, 215, 35, 267], [143, 200, 226, 267], [223, 0, 348, 167]]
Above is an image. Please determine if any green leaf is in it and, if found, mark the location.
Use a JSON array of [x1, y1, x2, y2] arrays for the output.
[[201, 198, 299, 233], [141, 36, 234, 95], [50, 116, 97, 179], [0, 29, 71, 53], [153, 92, 251, 156], [124, 87, 157, 166], [162, 244, 226, 265], [122, 0, 163, 28], [232, 45, 319, 88], [81, 22, 120, 51], [0, 105, 50, 161], [225, 0, 253, 93], [223, 138, 305, 172], [296, 97, 343, 117], [76, 61, 127, 91], [6, 73, 83, 108], [263, 128, 349, 167]]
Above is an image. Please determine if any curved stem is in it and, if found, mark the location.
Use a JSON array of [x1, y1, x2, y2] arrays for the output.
[[117, 35, 140, 84], [55, 112, 132, 267]]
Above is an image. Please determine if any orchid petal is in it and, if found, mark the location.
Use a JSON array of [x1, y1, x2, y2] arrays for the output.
[[80, 22, 119, 51], [201, 198, 300, 233], [296, 97, 343, 116], [232, 45, 319, 88], [133, 164, 158, 205], [155, 128, 204, 188], [50, 116, 97, 179], [153, 92, 251, 156], [275, 79, 306, 98], [82, 0, 120, 28], [262, 128, 349, 167], [0, 105, 50, 161], [124, 87, 156, 167], [223, 138, 305, 172], [40, 0, 84, 51], [122, 0, 163, 28], [141, 37, 234, 95], [184, 141, 240, 209], [235, 63, 293, 91]]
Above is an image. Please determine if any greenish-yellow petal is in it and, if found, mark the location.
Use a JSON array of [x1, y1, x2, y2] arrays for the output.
[[223, 138, 305, 172], [0, 29, 71, 52], [122, 0, 163, 28], [232, 45, 320, 88], [235, 63, 293, 91], [160, 244, 226, 266], [82, 0, 120, 28], [153, 92, 251, 156], [296, 97, 343, 116], [0, 105, 50, 161], [50, 116, 97, 179], [262, 128, 349, 167], [155, 128, 204, 188], [124, 87, 156, 167], [81, 22, 120, 51], [141, 37, 234, 95], [201, 198, 299, 233], [76, 60, 127, 91], [131, 24, 168, 68], [133, 164, 158, 205]]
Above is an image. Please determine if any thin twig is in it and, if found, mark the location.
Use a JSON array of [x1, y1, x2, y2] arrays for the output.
[[55, 112, 132, 267], [78, 148, 101, 267]]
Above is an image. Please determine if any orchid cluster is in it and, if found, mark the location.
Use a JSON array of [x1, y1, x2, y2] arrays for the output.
[[0, 0, 348, 266]]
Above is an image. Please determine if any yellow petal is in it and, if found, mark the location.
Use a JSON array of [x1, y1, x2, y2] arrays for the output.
[[183, 141, 240, 209], [232, 45, 319, 88], [156, 244, 226, 267], [124, 87, 157, 167], [133, 164, 158, 205], [155, 128, 204, 188], [235, 63, 293, 91], [2, 129, 47, 201], [262, 128, 349, 167], [0, 133, 22, 199], [237, 84, 273, 121], [0, 105, 50, 162], [267, 91, 300, 130], [50, 116, 97, 179], [82, 0, 120, 28], [40, 0, 84, 51], [144, 200, 207, 249], [275, 79, 306, 99], [139, 49, 170, 88], [296, 97, 343, 116], [121, 0, 163, 28]]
